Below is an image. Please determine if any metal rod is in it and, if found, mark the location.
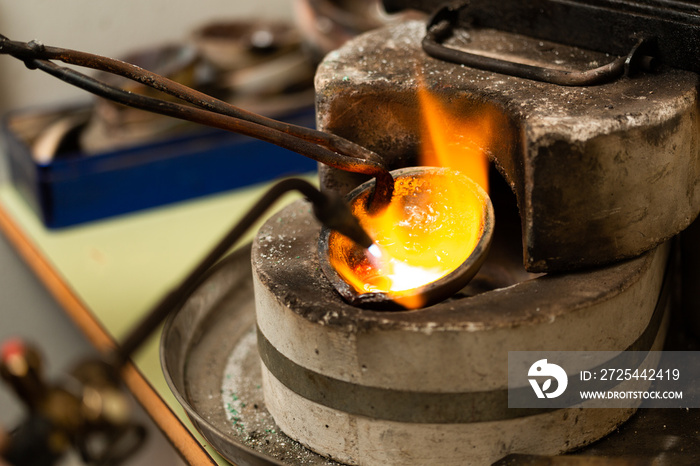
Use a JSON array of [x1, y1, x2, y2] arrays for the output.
[[423, 20, 627, 86], [421, 3, 655, 87], [0, 37, 385, 165], [0, 35, 394, 211]]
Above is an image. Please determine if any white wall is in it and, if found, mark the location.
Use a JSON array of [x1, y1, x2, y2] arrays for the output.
[[0, 0, 295, 112]]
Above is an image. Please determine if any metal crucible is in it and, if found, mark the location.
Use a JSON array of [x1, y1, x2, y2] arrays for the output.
[[319, 166, 494, 309]]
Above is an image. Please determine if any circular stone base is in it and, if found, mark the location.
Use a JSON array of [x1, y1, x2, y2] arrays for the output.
[[262, 366, 637, 465], [252, 201, 671, 464]]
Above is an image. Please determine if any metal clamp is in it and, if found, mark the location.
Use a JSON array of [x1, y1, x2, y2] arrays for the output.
[[422, 3, 658, 86]]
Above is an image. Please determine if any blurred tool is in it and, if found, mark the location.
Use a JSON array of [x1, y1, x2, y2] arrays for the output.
[[0, 339, 145, 466], [294, 0, 423, 61]]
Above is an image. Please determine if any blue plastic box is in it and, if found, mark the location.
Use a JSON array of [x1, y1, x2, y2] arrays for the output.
[[3, 105, 318, 228]]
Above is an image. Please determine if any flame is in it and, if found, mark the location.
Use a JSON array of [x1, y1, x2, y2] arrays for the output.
[[417, 86, 491, 192], [328, 86, 496, 309]]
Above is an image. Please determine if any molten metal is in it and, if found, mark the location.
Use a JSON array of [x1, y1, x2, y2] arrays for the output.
[[321, 167, 493, 309]]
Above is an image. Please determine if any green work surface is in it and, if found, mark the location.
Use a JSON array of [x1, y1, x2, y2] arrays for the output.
[[0, 175, 315, 465]]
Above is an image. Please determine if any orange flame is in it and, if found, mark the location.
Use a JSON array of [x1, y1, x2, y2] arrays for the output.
[[328, 86, 496, 309], [417, 86, 491, 192]]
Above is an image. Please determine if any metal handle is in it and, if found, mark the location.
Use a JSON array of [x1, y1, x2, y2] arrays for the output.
[[422, 3, 657, 86]]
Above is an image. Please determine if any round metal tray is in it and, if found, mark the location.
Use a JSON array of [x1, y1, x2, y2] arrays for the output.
[[160, 244, 700, 465], [160, 245, 339, 466]]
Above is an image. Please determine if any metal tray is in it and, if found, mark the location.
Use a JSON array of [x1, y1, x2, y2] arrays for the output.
[[161, 245, 700, 466], [160, 245, 338, 466]]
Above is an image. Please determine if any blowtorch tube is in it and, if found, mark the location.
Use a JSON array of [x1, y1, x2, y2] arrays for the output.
[[113, 178, 372, 367]]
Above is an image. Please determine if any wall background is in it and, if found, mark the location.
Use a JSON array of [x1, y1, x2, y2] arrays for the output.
[[0, 0, 295, 112]]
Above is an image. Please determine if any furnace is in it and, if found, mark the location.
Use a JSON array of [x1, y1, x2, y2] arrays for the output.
[[249, 6, 698, 465], [161, 2, 700, 464]]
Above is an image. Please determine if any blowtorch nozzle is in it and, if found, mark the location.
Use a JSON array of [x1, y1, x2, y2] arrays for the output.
[[312, 192, 374, 249]]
